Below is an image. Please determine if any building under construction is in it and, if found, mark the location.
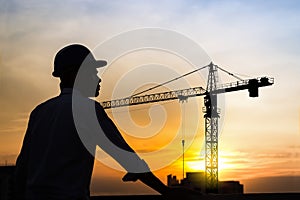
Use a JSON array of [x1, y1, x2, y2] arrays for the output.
[[167, 172, 243, 194]]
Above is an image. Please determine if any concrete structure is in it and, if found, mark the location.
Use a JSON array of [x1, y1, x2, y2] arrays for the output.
[[167, 174, 179, 187], [167, 172, 205, 192], [167, 171, 243, 194], [219, 180, 243, 194]]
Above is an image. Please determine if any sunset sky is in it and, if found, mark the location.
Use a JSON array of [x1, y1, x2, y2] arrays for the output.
[[1, 0, 300, 195]]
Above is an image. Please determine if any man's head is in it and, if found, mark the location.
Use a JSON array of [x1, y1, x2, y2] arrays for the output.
[[53, 44, 107, 97]]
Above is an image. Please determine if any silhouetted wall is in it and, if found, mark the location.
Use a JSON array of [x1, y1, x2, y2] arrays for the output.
[[219, 181, 243, 194], [0, 166, 15, 200]]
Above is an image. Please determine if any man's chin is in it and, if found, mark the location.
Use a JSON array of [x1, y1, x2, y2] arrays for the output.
[[94, 90, 100, 97]]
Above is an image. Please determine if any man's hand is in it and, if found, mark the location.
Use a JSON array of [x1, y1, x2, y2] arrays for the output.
[[122, 172, 139, 182], [122, 172, 169, 194]]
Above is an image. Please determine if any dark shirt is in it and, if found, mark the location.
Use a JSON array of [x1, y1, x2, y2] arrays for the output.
[[14, 88, 148, 200]]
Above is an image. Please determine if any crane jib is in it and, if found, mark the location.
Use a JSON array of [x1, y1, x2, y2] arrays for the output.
[[101, 77, 274, 109]]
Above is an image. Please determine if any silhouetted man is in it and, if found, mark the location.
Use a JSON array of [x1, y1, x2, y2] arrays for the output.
[[14, 44, 175, 200]]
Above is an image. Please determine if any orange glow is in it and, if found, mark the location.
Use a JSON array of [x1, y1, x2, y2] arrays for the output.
[[218, 157, 235, 173], [185, 160, 205, 172]]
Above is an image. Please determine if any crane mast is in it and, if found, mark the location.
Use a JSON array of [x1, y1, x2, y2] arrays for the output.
[[101, 63, 274, 193], [203, 63, 220, 193]]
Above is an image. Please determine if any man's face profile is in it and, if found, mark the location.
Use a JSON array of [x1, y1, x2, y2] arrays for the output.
[[76, 68, 101, 97]]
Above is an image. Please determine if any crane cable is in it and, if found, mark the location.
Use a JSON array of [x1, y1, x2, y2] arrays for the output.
[[216, 65, 244, 81], [127, 63, 249, 98], [131, 64, 209, 97]]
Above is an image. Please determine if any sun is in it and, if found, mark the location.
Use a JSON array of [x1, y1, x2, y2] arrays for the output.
[[183, 157, 233, 173], [185, 160, 205, 172]]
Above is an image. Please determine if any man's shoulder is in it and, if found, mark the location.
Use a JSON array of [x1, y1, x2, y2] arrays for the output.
[[37, 95, 61, 106], [32, 95, 66, 113]]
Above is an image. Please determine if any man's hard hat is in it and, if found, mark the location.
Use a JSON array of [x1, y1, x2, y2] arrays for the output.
[[52, 44, 107, 77]]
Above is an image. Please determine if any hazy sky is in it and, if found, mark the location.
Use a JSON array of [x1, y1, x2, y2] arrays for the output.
[[1, 0, 300, 194]]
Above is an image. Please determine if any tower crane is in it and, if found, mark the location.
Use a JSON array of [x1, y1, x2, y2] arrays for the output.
[[101, 62, 274, 193]]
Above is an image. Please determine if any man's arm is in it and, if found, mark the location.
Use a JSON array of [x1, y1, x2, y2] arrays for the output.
[[96, 104, 169, 194]]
